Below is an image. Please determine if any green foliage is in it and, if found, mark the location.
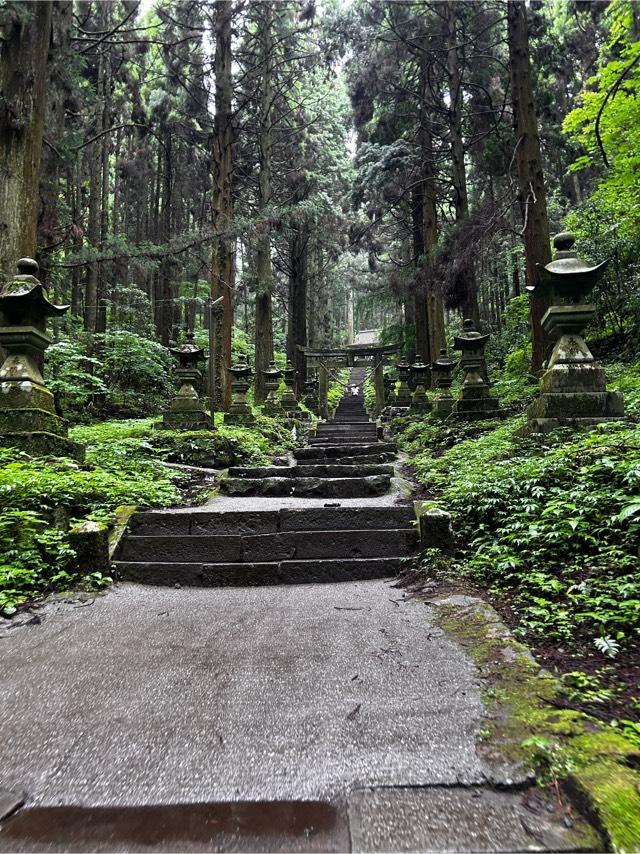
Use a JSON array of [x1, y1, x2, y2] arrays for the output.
[[327, 368, 350, 414], [0, 414, 296, 616], [46, 330, 173, 418], [399, 413, 640, 651]]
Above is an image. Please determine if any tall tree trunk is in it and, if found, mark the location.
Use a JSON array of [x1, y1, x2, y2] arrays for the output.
[[419, 44, 445, 376], [445, 1, 480, 326], [507, 0, 552, 373], [286, 225, 308, 394], [0, 2, 53, 280], [155, 130, 173, 345], [254, 1, 274, 404], [84, 4, 109, 332], [211, 0, 234, 410]]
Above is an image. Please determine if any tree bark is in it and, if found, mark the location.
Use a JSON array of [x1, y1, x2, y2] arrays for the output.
[[0, 2, 53, 281], [507, 0, 552, 373], [286, 225, 309, 394], [211, 0, 234, 410], [445, 1, 480, 326]]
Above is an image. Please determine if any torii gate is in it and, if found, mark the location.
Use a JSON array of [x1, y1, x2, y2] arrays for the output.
[[297, 341, 402, 418]]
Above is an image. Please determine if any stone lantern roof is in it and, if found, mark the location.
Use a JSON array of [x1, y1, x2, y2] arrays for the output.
[[0, 258, 69, 326], [533, 233, 609, 303]]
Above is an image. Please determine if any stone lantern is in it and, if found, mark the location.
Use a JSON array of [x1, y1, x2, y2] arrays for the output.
[[521, 232, 624, 434], [409, 355, 432, 413], [431, 348, 457, 418], [453, 319, 503, 420], [302, 377, 319, 414], [262, 361, 283, 416], [280, 360, 302, 417], [0, 258, 83, 459], [161, 331, 210, 429], [395, 357, 412, 408], [224, 356, 254, 424], [383, 371, 396, 406]]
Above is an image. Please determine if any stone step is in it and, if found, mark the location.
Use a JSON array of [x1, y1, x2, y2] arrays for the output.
[[308, 437, 381, 446], [300, 453, 396, 466], [295, 442, 396, 459], [114, 556, 405, 587], [227, 463, 394, 479], [317, 423, 376, 431], [219, 474, 391, 498], [127, 506, 414, 537], [118, 527, 417, 564]]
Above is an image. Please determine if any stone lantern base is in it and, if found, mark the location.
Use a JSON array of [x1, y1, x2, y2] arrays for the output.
[[0, 381, 84, 461], [158, 376, 212, 431], [518, 305, 625, 436], [431, 396, 455, 419], [453, 387, 505, 421], [410, 388, 432, 414]]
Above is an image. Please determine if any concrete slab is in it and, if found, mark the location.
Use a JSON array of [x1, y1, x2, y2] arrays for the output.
[[0, 801, 350, 853], [0, 581, 492, 808], [347, 786, 600, 852]]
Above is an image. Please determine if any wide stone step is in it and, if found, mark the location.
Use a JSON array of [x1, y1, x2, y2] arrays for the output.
[[127, 506, 414, 537], [227, 463, 394, 479], [118, 527, 417, 564], [308, 437, 380, 446], [219, 474, 391, 497], [295, 442, 396, 459], [316, 424, 376, 432], [300, 453, 396, 466], [114, 556, 405, 586]]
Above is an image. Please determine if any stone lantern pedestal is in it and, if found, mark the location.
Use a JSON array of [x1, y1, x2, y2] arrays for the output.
[[0, 259, 84, 460], [161, 332, 210, 430], [430, 349, 457, 419], [409, 355, 432, 413], [453, 320, 503, 420], [395, 358, 412, 409], [521, 233, 624, 434], [224, 357, 255, 425], [301, 378, 319, 414], [280, 360, 307, 419], [262, 361, 283, 416]]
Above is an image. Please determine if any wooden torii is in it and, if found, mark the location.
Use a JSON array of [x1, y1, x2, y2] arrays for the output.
[[297, 341, 402, 418]]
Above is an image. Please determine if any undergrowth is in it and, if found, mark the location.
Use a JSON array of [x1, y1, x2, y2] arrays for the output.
[[396, 358, 640, 723], [0, 415, 295, 616]]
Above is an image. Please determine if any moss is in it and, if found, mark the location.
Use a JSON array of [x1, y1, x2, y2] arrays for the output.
[[435, 599, 640, 852], [570, 762, 640, 854], [109, 505, 138, 559]]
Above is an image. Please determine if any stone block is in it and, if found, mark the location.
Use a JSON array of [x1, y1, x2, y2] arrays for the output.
[[414, 503, 453, 552], [0, 430, 84, 461], [69, 520, 110, 575]]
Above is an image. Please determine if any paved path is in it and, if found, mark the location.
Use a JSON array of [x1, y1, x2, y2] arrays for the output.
[[1, 580, 488, 807]]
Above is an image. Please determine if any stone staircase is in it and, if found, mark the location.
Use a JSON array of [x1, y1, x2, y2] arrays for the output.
[[221, 367, 387, 498], [113, 369, 417, 587], [114, 505, 416, 586]]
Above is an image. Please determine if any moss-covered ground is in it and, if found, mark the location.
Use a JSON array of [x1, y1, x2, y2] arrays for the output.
[[0, 412, 299, 616]]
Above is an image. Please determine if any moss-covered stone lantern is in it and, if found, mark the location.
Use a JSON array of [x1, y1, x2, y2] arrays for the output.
[[520, 232, 624, 434], [262, 360, 283, 416], [0, 258, 84, 460], [302, 377, 319, 414], [395, 357, 412, 408], [453, 319, 503, 420], [161, 331, 210, 429], [431, 348, 457, 419], [224, 356, 254, 424], [409, 355, 432, 413], [281, 359, 303, 417]]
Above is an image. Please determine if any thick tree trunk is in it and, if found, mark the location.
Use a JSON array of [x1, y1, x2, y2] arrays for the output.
[[0, 2, 53, 281], [507, 0, 552, 373], [418, 44, 445, 378], [445, 1, 480, 326], [155, 131, 173, 346], [286, 225, 309, 394], [254, 1, 274, 404], [211, 0, 234, 410]]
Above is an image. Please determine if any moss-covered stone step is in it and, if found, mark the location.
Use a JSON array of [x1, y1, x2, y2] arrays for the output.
[[294, 442, 396, 459], [219, 473, 391, 498], [227, 463, 394, 479]]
